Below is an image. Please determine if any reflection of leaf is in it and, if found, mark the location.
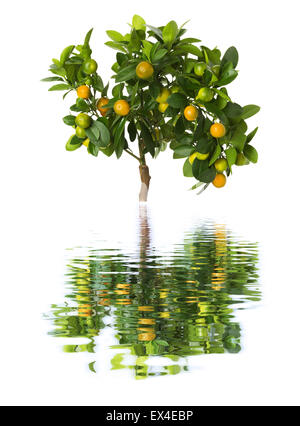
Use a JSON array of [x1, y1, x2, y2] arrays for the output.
[[111, 353, 126, 370], [88, 361, 96, 373]]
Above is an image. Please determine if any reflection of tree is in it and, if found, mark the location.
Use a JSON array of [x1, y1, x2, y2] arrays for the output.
[[48, 208, 260, 378]]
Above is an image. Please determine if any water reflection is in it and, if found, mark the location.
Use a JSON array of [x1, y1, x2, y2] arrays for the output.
[[47, 207, 260, 379]]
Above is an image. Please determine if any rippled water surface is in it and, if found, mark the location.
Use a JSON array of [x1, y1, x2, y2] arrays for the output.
[[46, 207, 260, 379]]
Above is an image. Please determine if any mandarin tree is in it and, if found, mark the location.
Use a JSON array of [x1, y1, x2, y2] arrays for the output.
[[42, 15, 260, 201]]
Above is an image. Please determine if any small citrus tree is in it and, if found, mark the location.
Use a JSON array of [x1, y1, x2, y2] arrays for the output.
[[42, 15, 260, 201]]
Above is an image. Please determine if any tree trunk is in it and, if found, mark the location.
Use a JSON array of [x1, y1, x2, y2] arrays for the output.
[[139, 165, 151, 202]]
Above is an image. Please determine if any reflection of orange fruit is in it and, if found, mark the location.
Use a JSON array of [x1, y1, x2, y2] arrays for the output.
[[159, 312, 170, 318], [98, 299, 110, 306], [78, 304, 92, 317], [138, 327, 155, 332], [116, 299, 131, 305], [138, 332, 156, 341], [115, 289, 129, 295], [138, 318, 155, 325], [116, 283, 130, 289], [138, 306, 154, 312]]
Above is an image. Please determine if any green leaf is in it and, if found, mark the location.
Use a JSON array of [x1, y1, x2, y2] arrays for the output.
[[199, 166, 216, 183], [204, 47, 221, 65], [85, 124, 100, 142], [221, 46, 239, 69], [225, 146, 237, 168], [112, 83, 124, 98], [130, 81, 139, 107], [246, 127, 258, 143], [192, 158, 209, 179], [176, 44, 202, 57], [60, 45, 75, 65], [147, 25, 163, 41], [106, 30, 124, 42], [115, 136, 125, 159], [231, 132, 247, 152], [116, 52, 127, 66], [114, 117, 127, 150], [189, 181, 205, 191], [65, 64, 76, 83], [70, 98, 90, 112], [48, 84, 71, 91], [140, 122, 155, 157], [128, 121, 137, 142], [65, 56, 83, 65], [235, 119, 248, 134], [177, 38, 201, 45], [105, 41, 127, 53], [195, 135, 212, 153], [41, 76, 64, 82], [87, 141, 99, 157], [205, 103, 229, 126], [94, 121, 110, 147], [151, 48, 168, 62], [223, 102, 243, 119], [142, 40, 153, 60], [167, 93, 187, 109], [243, 144, 258, 163], [129, 28, 140, 52], [49, 67, 66, 77], [162, 21, 178, 48], [132, 15, 146, 31], [215, 62, 238, 86], [212, 87, 231, 102], [93, 74, 104, 92], [175, 116, 185, 137], [183, 158, 193, 177], [240, 105, 260, 120], [69, 135, 82, 146], [84, 29, 93, 47], [63, 115, 76, 126], [173, 144, 194, 159], [115, 63, 137, 82], [209, 144, 221, 166]]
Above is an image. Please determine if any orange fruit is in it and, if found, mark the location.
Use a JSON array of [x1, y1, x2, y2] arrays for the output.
[[113, 100, 130, 116], [136, 61, 154, 79], [212, 173, 227, 188], [184, 105, 198, 121], [210, 123, 226, 138], [97, 97, 110, 116], [214, 158, 228, 172], [75, 113, 91, 129], [82, 59, 98, 75], [158, 102, 168, 113], [76, 85, 90, 99], [156, 88, 171, 103]]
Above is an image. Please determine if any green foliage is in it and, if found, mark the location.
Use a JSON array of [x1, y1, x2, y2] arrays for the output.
[[42, 16, 260, 192]]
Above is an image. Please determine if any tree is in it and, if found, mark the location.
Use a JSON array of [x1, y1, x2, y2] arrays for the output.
[[42, 15, 260, 201]]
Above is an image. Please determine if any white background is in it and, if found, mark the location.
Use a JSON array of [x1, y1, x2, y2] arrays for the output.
[[1, 0, 300, 406]]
